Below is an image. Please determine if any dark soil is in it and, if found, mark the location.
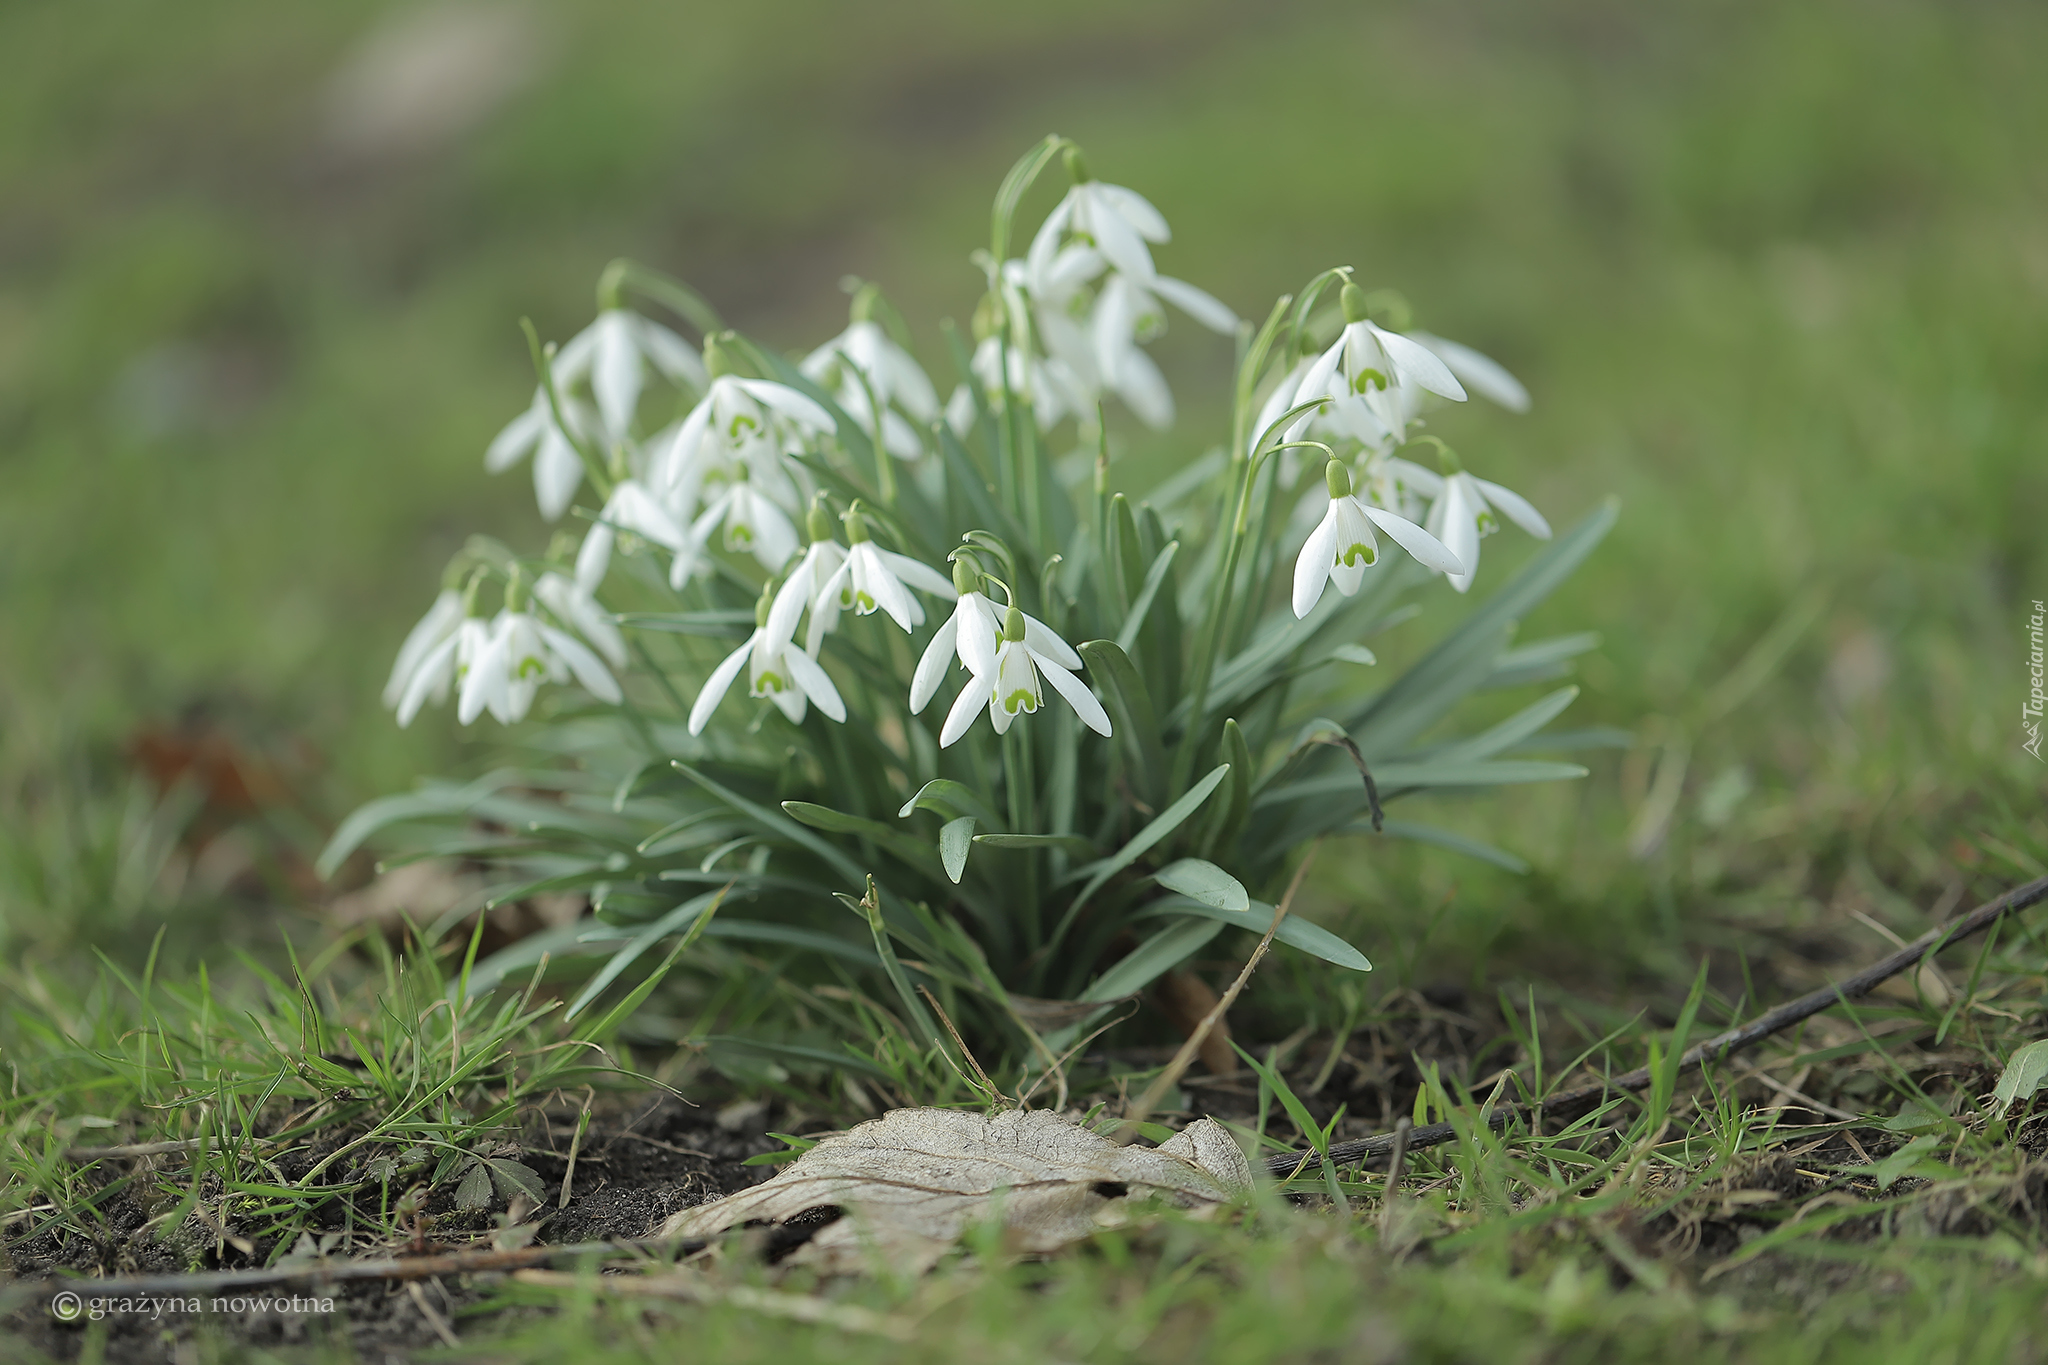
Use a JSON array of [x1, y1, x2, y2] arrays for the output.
[[1, 1098, 779, 1364]]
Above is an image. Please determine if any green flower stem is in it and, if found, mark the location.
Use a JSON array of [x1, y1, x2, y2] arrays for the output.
[[1004, 725, 1040, 944]]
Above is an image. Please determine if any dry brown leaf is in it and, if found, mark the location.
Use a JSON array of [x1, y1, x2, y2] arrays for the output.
[[659, 1107, 1253, 1274]]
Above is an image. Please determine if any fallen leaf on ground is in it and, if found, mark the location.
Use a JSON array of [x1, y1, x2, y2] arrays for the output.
[[660, 1107, 1253, 1274]]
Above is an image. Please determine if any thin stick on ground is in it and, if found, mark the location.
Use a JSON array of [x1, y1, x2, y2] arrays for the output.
[[1117, 841, 1322, 1142], [14, 1234, 701, 1300], [1264, 871, 2048, 1176]]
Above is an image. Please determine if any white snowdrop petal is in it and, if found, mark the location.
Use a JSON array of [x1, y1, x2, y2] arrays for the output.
[[592, 311, 642, 439], [1372, 326, 1466, 402], [957, 597, 999, 676], [1036, 655, 1113, 737], [689, 635, 757, 735], [1411, 333, 1529, 413], [485, 400, 545, 472], [1147, 275, 1238, 334], [396, 635, 459, 727], [1363, 504, 1465, 576], [1292, 510, 1340, 619], [940, 670, 996, 748], [1473, 478, 1553, 539], [737, 378, 835, 433], [879, 550, 958, 600], [540, 625, 622, 703], [638, 319, 708, 390], [1020, 615, 1081, 670], [784, 647, 846, 722], [534, 436, 584, 522], [1094, 183, 1171, 243], [1113, 346, 1174, 430], [1086, 198, 1157, 282], [910, 613, 959, 714]]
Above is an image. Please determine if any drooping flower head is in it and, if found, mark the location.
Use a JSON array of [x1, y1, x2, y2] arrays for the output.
[[802, 287, 939, 461], [1293, 459, 1465, 618], [688, 578, 846, 735], [940, 603, 1112, 747]]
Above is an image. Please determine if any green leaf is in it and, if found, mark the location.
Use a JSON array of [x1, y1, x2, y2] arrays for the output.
[[1347, 499, 1617, 758], [1420, 687, 1581, 765], [1484, 632, 1603, 689], [578, 887, 725, 1043], [1259, 761, 1588, 806], [1138, 897, 1371, 972], [857, 877, 941, 1048], [940, 817, 976, 885], [1153, 858, 1249, 912], [782, 800, 946, 881], [317, 771, 525, 879], [1114, 540, 1181, 656], [1081, 918, 1224, 1002], [896, 778, 1003, 827], [455, 1161, 494, 1212], [1993, 1039, 2048, 1111], [564, 891, 720, 1020], [487, 1159, 547, 1204], [674, 763, 864, 886], [1373, 820, 1530, 874], [1077, 639, 1167, 806], [972, 832, 1099, 857], [1054, 763, 1234, 949]]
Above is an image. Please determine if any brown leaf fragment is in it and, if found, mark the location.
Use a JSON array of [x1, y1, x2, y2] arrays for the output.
[[658, 1107, 1253, 1274]]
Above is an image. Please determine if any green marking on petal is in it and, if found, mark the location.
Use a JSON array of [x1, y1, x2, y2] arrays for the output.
[[754, 671, 786, 695], [1352, 367, 1388, 395], [1001, 689, 1038, 716], [517, 655, 547, 680], [727, 414, 759, 441], [855, 591, 876, 612], [1340, 542, 1377, 568]]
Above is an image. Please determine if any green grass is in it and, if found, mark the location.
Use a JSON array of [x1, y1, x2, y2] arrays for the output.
[[3, 0, 2047, 1360]]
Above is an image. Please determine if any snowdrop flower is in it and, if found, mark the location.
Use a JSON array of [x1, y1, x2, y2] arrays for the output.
[[573, 477, 688, 591], [677, 473, 801, 584], [945, 330, 1087, 435], [802, 297, 938, 460], [763, 502, 848, 654], [458, 586, 624, 726], [1422, 449, 1552, 594], [1091, 271, 1237, 431], [908, 559, 1002, 714], [1288, 284, 1466, 445], [486, 388, 601, 521], [1293, 460, 1465, 618], [813, 504, 956, 634], [555, 307, 707, 440], [655, 337, 836, 498], [940, 605, 1112, 747], [383, 589, 463, 711], [688, 584, 846, 735], [533, 570, 627, 669], [1027, 148, 1172, 288], [394, 613, 493, 728]]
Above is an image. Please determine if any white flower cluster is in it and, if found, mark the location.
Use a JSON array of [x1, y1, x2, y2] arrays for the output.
[[1275, 282, 1552, 614], [382, 153, 1551, 738]]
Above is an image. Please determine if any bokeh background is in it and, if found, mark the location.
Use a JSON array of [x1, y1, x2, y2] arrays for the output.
[[4, 0, 2043, 980]]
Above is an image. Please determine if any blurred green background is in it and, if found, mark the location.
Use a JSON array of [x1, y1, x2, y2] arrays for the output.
[[3, 0, 2043, 970]]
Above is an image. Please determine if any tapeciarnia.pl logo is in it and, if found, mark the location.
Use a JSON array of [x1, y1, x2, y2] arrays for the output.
[[2024, 599, 2045, 761]]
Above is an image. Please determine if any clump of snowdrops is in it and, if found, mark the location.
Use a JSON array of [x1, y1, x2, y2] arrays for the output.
[[327, 137, 1614, 1074]]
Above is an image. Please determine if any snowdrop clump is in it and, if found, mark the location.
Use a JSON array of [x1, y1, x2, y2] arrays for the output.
[[348, 138, 1613, 1052]]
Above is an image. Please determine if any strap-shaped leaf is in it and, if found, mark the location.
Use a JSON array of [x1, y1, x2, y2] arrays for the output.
[[1153, 858, 1249, 912], [1049, 763, 1233, 953], [566, 890, 721, 1020], [897, 778, 1002, 827], [673, 762, 864, 886], [940, 817, 976, 885], [319, 770, 527, 878], [1077, 639, 1166, 805], [782, 800, 945, 882], [972, 832, 1099, 857], [1259, 760, 1588, 806], [1114, 540, 1181, 655], [1082, 918, 1224, 1002], [1407, 687, 1581, 765], [1137, 896, 1371, 972], [1372, 820, 1531, 873], [1347, 499, 1617, 757]]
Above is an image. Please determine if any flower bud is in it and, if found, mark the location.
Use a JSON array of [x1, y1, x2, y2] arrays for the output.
[[1340, 282, 1370, 324], [841, 502, 871, 545], [806, 496, 835, 544], [1002, 606, 1027, 642], [704, 332, 735, 379], [1325, 458, 1354, 500]]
